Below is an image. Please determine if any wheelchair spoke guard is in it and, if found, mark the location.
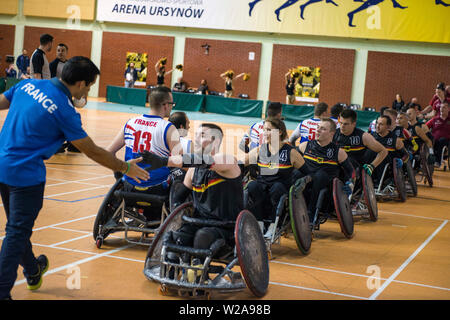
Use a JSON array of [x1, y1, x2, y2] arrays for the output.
[[144, 202, 193, 271], [289, 185, 311, 255], [93, 179, 124, 242], [333, 178, 354, 238], [362, 171, 378, 222], [235, 210, 269, 298]]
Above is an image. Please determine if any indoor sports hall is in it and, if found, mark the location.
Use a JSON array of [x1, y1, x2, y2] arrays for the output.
[[0, 0, 449, 302]]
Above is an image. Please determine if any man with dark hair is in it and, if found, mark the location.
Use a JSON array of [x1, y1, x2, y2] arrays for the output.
[[368, 106, 389, 133], [106, 86, 182, 220], [333, 109, 387, 178], [330, 103, 345, 128], [140, 123, 243, 267], [124, 62, 138, 88], [16, 49, 30, 79], [0, 56, 150, 300], [50, 43, 69, 79], [30, 33, 53, 80], [297, 118, 355, 225], [369, 115, 409, 185], [169, 111, 192, 154], [289, 102, 330, 145], [239, 102, 283, 153]]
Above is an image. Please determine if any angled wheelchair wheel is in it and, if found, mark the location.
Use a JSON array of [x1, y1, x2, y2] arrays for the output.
[[93, 179, 124, 243], [419, 144, 433, 187], [361, 171, 378, 222], [288, 184, 311, 255], [145, 202, 193, 267], [235, 210, 269, 298], [332, 178, 354, 239], [393, 159, 407, 202], [405, 160, 417, 197]]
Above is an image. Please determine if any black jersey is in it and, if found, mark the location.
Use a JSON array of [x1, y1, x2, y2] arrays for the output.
[[286, 80, 295, 95], [371, 131, 397, 154], [225, 80, 233, 91], [157, 74, 164, 85], [333, 128, 366, 163], [408, 122, 424, 148], [392, 125, 412, 151], [191, 167, 243, 221], [303, 140, 340, 177], [257, 143, 294, 187]]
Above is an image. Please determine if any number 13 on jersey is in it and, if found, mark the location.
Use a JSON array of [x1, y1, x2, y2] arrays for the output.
[[132, 130, 152, 153]]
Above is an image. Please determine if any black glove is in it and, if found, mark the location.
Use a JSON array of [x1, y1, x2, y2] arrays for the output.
[[140, 151, 168, 171]]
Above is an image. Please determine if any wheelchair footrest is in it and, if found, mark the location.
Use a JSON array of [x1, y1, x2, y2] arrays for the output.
[[163, 238, 226, 259]]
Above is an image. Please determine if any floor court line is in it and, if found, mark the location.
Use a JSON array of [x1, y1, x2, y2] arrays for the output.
[[13, 244, 135, 288], [369, 220, 448, 300], [268, 281, 368, 300], [379, 210, 448, 222], [45, 166, 109, 176], [271, 260, 450, 292]]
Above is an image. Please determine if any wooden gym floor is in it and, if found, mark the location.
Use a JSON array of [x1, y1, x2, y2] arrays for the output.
[[0, 106, 449, 300]]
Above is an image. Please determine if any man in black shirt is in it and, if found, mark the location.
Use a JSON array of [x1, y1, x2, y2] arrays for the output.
[[49, 43, 68, 79], [30, 34, 53, 80]]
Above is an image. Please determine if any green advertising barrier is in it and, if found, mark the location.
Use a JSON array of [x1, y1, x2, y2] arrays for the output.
[[0, 78, 6, 94], [106, 85, 147, 107], [276, 102, 379, 131], [5, 77, 21, 91], [172, 92, 205, 112], [204, 95, 263, 118]]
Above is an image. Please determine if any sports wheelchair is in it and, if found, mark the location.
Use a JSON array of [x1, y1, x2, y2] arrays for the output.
[[244, 177, 313, 259], [93, 173, 186, 249], [442, 144, 449, 171], [247, 175, 355, 259], [374, 158, 407, 202], [411, 144, 434, 187], [143, 202, 269, 299], [349, 167, 378, 221]]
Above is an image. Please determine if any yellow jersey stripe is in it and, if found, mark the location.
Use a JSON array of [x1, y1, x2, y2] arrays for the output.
[[192, 178, 225, 193], [304, 155, 338, 165]]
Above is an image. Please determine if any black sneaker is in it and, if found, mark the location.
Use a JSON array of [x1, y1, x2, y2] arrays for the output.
[[26, 255, 49, 290], [55, 144, 66, 154]]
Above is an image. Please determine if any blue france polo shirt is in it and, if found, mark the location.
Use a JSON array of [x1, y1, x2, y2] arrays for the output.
[[0, 78, 87, 187]]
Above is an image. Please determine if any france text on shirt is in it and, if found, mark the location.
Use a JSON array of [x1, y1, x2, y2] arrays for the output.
[[20, 82, 58, 114]]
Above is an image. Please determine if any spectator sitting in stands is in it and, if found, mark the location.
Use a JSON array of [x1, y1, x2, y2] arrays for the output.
[[5, 63, 17, 78], [197, 79, 209, 95], [172, 77, 187, 92], [404, 97, 421, 113], [392, 93, 405, 112]]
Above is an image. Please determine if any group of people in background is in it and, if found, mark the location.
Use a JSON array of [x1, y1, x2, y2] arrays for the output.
[[123, 57, 250, 99]]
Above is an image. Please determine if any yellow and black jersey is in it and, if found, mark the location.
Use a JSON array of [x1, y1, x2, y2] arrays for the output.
[[257, 143, 294, 187], [303, 140, 340, 177], [333, 128, 366, 164], [191, 167, 243, 221]]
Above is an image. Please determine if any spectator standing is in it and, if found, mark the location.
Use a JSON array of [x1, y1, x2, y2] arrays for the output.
[[30, 34, 53, 80], [16, 49, 30, 79], [392, 93, 405, 112], [124, 62, 138, 88], [49, 43, 69, 79], [426, 102, 450, 167]]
